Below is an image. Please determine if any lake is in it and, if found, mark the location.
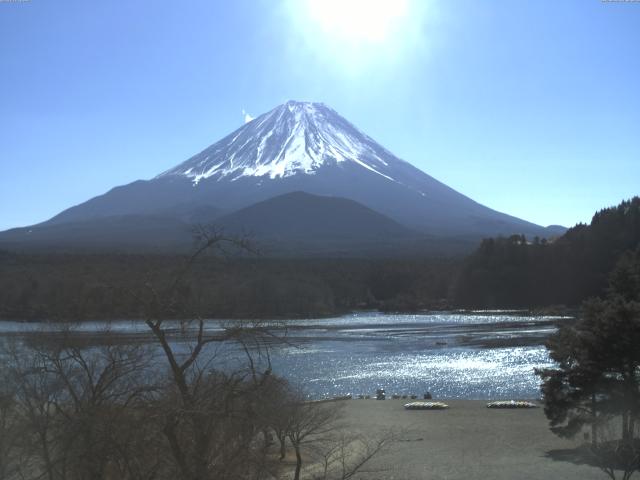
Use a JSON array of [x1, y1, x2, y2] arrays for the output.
[[0, 311, 567, 400]]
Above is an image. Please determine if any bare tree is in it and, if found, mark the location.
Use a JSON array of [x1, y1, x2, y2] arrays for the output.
[[132, 228, 287, 480], [276, 391, 394, 480], [284, 397, 345, 480], [0, 346, 22, 480], [311, 431, 392, 480], [3, 335, 65, 480], [1, 329, 160, 480]]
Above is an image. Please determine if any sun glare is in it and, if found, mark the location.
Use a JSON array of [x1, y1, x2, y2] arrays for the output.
[[304, 0, 410, 45], [287, 0, 427, 75]]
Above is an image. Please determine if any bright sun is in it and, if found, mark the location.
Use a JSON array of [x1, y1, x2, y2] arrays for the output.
[[304, 0, 410, 45], [287, 0, 428, 75]]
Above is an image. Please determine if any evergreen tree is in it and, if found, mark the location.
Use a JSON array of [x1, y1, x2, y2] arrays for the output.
[[608, 246, 640, 302], [537, 286, 640, 447]]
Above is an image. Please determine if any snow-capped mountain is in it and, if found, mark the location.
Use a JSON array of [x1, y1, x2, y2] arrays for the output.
[[158, 101, 402, 184], [0, 101, 562, 253]]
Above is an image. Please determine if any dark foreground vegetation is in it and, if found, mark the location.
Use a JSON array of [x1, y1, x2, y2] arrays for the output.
[[0, 331, 392, 480], [0, 233, 392, 480], [0, 197, 638, 320]]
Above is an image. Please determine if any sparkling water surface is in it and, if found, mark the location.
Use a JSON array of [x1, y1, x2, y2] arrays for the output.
[[0, 312, 563, 400]]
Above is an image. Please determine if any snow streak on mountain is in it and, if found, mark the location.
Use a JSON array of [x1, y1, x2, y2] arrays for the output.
[[158, 101, 403, 184]]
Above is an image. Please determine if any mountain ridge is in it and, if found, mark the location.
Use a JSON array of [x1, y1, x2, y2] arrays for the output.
[[217, 191, 415, 239], [0, 100, 565, 254]]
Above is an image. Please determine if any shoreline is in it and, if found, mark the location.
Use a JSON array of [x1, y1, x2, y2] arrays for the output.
[[0, 313, 567, 353], [338, 399, 604, 479], [0, 306, 577, 323]]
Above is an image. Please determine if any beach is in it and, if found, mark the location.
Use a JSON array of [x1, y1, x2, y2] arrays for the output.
[[338, 399, 604, 480]]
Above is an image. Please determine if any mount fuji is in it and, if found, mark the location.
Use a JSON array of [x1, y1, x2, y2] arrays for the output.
[[0, 101, 563, 254]]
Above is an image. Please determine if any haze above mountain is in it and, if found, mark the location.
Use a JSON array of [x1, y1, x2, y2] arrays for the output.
[[0, 101, 564, 255]]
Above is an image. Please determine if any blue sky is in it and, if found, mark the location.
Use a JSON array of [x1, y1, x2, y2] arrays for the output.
[[1, 0, 639, 231]]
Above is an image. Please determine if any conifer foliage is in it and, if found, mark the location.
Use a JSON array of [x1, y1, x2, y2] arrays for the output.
[[537, 249, 640, 478]]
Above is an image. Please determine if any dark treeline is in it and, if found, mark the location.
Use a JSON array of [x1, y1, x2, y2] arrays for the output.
[[454, 197, 640, 308], [2, 197, 639, 320], [0, 252, 458, 321]]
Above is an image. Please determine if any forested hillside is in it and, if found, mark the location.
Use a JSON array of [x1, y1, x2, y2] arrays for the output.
[[0, 253, 457, 321], [453, 197, 640, 308], [2, 198, 638, 320]]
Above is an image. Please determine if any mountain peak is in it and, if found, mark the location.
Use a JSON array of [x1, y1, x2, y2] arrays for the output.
[[283, 99, 324, 108], [6, 100, 553, 247], [157, 101, 398, 184]]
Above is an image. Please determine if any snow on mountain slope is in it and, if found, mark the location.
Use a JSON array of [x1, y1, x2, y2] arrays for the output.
[[21, 100, 557, 243], [158, 101, 399, 184]]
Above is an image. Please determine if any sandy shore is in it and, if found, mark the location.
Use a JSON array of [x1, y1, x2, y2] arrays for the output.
[[338, 399, 605, 480]]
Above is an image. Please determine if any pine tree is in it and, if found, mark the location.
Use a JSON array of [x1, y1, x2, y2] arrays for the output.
[[536, 292, 640, 446]]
